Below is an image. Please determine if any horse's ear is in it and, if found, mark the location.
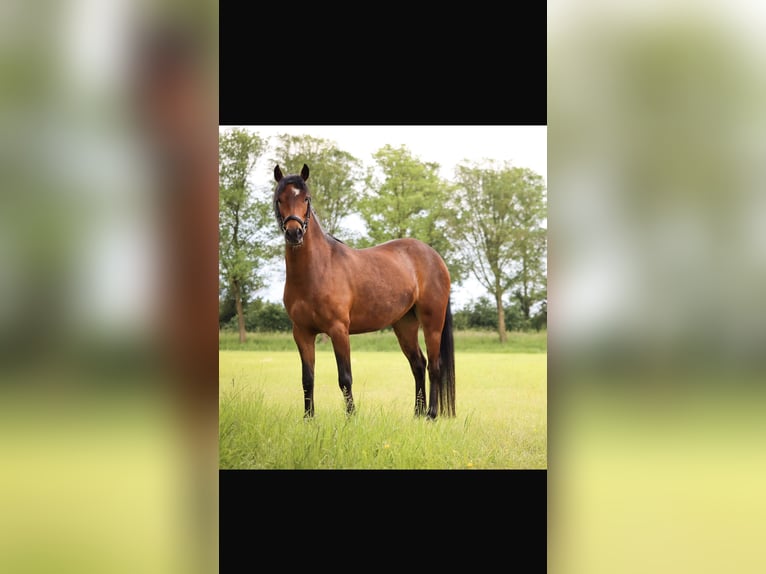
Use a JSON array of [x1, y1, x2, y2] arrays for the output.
[[274, 165, 283, 182], [301, 164, 309, 181]]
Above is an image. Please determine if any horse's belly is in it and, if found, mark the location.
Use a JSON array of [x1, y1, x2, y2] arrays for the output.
[[348, 288, 415, 333]]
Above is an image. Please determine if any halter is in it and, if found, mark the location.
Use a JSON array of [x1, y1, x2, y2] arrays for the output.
[[278, 196, 312, 234]]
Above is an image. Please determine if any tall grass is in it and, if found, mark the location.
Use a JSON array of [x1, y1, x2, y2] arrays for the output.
[[219, 329, 547, 353], [219, 351, 547, 469]]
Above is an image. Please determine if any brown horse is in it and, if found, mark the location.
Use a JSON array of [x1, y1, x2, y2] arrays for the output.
[[273, 164, 455, 419]]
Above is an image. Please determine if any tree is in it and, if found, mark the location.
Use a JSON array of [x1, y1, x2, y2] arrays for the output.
[[359, 144, 466, 282], [271, 134, 362, 239], [219, 128, 268, 342], [453, 297, 527, 331], [508, 171, 548, 324], [452, 161, 547, 342]]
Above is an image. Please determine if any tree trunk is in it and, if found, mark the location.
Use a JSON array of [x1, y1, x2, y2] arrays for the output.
[[232, 280, 246, 343], [495, 290, 507, 343], [521, 282, 531, 321]]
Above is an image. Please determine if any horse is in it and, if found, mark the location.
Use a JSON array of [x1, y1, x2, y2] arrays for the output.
[[273, 164, 456, 419]]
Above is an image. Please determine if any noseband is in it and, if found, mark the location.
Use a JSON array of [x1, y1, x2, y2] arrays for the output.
[[278, 197, 312, 234]]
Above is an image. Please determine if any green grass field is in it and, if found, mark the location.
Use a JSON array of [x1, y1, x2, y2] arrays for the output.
[[219, 335, 547, 469], [218, 328, 547, 353]]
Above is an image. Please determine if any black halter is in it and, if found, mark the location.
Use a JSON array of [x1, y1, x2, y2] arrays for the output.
[[278, 197, 312, 234]]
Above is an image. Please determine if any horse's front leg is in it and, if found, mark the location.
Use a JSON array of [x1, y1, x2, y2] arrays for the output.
[[327, 324, 355, 415], [293, 326, 317, 418]]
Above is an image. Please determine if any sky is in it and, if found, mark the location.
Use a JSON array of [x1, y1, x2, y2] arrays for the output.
[[221, 125, 548, 309], [223, 125, 547, 185]]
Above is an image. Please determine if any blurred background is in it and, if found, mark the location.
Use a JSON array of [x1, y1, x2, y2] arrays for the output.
[[3, 0, 766, 571], [549, 1, 766, 572], [0, 0, 217, 572]]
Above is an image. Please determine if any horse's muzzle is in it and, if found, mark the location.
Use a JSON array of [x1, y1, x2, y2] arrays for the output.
[[284, 226, 304, 245], [281, 213, 308, 246]]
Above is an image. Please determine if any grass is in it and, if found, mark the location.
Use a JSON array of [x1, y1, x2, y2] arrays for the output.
[[219, 350, 547, 469], [218, 328, 547, 353]]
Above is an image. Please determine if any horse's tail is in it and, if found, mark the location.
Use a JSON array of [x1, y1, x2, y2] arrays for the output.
[[439, 299, 456, 417]]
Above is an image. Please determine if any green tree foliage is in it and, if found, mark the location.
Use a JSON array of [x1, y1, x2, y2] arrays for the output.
[[219, 128, 269, 342], [220, 299, 293, 333], [219, 283, 237, 329], [509, 171, 548, 323], [531, 298, 547, 332], [359, 144, 466, 282], [452, 161, 547, 342], [453, 297, 527, 332], [270, 134, 363, 238], [246, 300, 292, 332], [453, 297, 498, 330]]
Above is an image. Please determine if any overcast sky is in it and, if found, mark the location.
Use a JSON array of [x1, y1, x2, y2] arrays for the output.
[[223, 125, 547, 185]]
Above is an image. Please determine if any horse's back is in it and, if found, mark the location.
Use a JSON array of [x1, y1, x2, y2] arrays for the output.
[[391, 237, 448, 278], [363, 238, 451, 303]]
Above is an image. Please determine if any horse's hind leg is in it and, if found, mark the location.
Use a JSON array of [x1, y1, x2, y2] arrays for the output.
[[419, 309, 446, 420], [393, 312, 427, 416]]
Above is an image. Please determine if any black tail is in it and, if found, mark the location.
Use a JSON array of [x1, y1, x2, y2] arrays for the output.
[[438, 300, 456, 417]]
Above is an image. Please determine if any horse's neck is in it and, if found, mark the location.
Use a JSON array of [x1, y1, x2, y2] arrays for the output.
[[284, 215, 332, 279]]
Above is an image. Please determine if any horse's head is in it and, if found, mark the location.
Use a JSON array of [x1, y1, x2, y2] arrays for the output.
[[274, 164, 311, 246]]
